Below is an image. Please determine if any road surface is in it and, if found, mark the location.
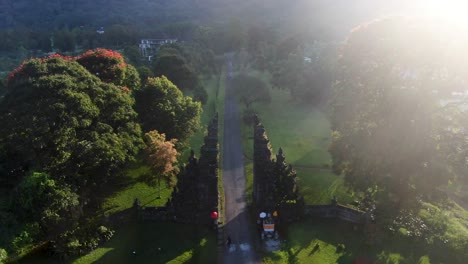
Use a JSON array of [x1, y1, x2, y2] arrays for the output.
[[222, 58, 259, 264]]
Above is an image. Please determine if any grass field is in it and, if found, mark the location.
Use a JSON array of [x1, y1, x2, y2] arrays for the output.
[[240, 87, 354, 205], [72, 222, 216, 264], [236, 72, 468, 263], [100, 160, 172, 216], [261, 218, 461, 264]]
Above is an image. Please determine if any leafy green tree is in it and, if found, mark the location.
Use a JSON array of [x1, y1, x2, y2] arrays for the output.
[[0, 55, 143, 190], [330, 17, 468, 212], [137, 66, 153, 84], [144, 130, 179, 198], [123, 45, 142, 66], [153, 54, 197, 90], [232, 74, 271, 110], [0, 248, 7, 264], [273, 148, 300, 205], [76, 48, 141, 90], [15, 172, 79, 239], [135, 76, 201, 144]]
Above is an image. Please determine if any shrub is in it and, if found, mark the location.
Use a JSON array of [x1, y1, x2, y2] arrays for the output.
[[0, 248, 7, 264], [12, 230, 33, 254]]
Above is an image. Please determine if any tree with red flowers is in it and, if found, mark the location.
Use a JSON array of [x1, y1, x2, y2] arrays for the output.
[[76, 48, 141, 90]]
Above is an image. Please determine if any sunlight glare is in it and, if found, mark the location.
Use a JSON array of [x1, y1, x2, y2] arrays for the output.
[[412, 0, 468, 26]]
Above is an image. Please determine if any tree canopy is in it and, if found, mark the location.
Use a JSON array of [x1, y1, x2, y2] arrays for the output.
[[76, 48, 141, 90], [0, 54, 143, 190], [144, 130, 179, 197], [15, 172, 79, 239], [231, 74, 271, 110], [153, 54, 197, 91], [330, 17, 468, 211], [135, 76, 202, 144]]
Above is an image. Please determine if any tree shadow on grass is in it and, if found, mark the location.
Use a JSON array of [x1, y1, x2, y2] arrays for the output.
[[91, 222, 216, 264], [284, 218, 464, 264]]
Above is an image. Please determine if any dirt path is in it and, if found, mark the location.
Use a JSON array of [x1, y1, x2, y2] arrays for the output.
[[222, 57, 259, 264]]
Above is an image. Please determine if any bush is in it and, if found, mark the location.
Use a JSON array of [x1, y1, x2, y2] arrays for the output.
[[0, 248, 7, 264], [97, 225, 115, 242], [12, 230, 33, 254]]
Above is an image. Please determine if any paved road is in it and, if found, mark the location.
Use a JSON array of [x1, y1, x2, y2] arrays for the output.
[[222, 58, 258, 264]]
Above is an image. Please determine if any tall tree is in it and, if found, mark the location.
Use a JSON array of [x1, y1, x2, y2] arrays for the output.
[[135, 76, 201, 144], [330, 17, 468, 212], [76, 48, 141, 90], [0, 55, 143, 190], [231, 74, 271, 110], [144, 130, 179, 198], [15, 172, 79, 240], [153, 54, 197, 91], [272, 148, 300, 206]]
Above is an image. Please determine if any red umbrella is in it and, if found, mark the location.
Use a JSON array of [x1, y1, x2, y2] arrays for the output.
[[210, 211, 218, 219]]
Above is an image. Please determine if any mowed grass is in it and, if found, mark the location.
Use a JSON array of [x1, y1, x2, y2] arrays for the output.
[[100, 160, 172, 216], [262, 217, 464, 264], [73, 222, 216, 264], [262, 219, 368, 264], [240, 87, 354, 205], [237, 83, 468, 264], [296, 168, 352, 205]]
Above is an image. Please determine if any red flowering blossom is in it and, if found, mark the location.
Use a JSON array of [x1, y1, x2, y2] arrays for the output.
[[76, 48, 128, 86]]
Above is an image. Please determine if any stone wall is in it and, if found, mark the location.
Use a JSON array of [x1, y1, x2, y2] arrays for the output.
[[304, 204, 365, 224]]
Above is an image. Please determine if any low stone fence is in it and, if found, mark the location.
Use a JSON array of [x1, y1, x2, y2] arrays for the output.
[[304, 204, 365, 223]]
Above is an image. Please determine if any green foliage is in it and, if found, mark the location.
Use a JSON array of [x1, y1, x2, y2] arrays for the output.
[[51, 224, 115, 256], [144, 130, 179, 196], [153, 54, 197, 90], [15, 172, 79, 239], [330, 17, 468, 210], [271, 52, 332, 103], [122, 64, 141, 91], [12, 230, 33, 254], [76, 48, 141, 90], [137, 66, 153, 84], [135, 76, 201, 143], [0, 248, 7, 264], [0, 55, 143, 190], [272, 148, 304, 219], [231, 73, 271, 110]]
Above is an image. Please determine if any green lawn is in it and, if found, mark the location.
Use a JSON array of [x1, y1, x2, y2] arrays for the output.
[[100, 160, 172, 216], [262, 218, 464, 264], [236, 74, 468, 263], [73, 222, 216, 264], [240, 87, 354, 206]]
